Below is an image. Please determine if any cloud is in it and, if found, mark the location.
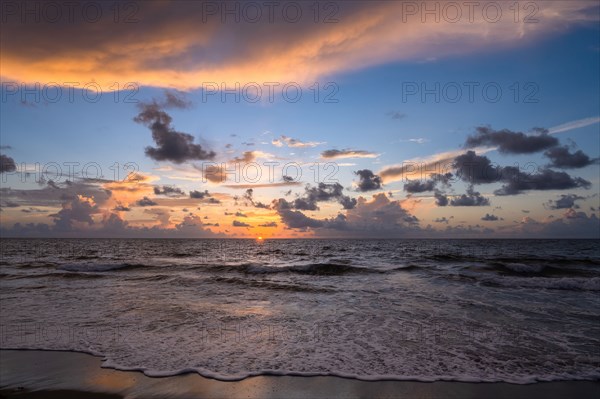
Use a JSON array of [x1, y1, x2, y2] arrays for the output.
[[163, 90, 193, 109], [259, 222, 278, 227], [494, 167, 591, 196], [4, 2, 597, 90], [280, 183, 357, 211], [272, 135, 324, 148], [512, 210, 599, 238], [544, 194, 585, 210], [273, 193, 421, 237], [136, 197, 158, 207], [548, 116, 600, 134], [277, 209, 325, 229], [449, 186, 490, 207], [378, 148, 490, 183], [544, 146, 598, 169], [403, 173, 453, 194], [230, 151, 257, 163], [20, 207, 48, 214], [434, 191, 449, 207], [481, 213, 499, 221], [238, 188, 269, 209], [434, 217, 451, 224], [354, 169, 382, 192], [449, 151, 530, 187], [400, 138, 429, 144], [321, 149, 379, 159], [0, 179, 112, 209], [190, 190, 211, 199], [200, 164, 226, 183], [0, 154, 16, 173], [113, 205, 131, 212], [465, 126, 559, 154], [2, 210, 224, 238], [404, 180, 436, 193], [232, 220, 251, 228], [134, 100, 215, 163], [50, 195, 98, 231], [387, 111, 406, 120], [223, 182, 302, 189], [154, 185, 186, 197]]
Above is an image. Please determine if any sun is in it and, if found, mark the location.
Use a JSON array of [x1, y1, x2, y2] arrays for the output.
[[257, 236, 263, 241]]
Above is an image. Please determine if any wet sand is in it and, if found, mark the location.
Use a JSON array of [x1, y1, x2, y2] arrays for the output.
[[1, 350, 598, 399]]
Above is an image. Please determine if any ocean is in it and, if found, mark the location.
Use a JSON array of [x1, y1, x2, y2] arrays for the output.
[[0, 238, 599, 384]]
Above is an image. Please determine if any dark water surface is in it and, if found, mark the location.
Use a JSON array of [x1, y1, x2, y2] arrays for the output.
[[1, 239, 599, 383]]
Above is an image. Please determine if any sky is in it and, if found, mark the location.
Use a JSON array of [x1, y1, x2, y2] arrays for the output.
[[0, 0, 599, 238]]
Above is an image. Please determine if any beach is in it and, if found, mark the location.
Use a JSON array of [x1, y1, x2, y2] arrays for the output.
[[1, 350, 599, 399]]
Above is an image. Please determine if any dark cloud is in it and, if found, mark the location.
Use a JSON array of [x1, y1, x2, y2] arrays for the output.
[[240, 188, 270, 209], [232, 220, 251, 228], [453, 151, 501, 185], [494, 167, 591, 196], [190, 190, 211, 199], [387, 111, 406, 120], [451, 150, 592, 196], [0, 154, 16, 173], [46, 180, 61, 190], [449, 186, 490, 206], [434, 217, 450, 224], [404, 173, 453, 206], [113, 205, 131, 212], [481, 213, 499, 221], [235, 211, 247, 217], [134, 100, 215, 164], [514, 210, 599, 238], [20, 207, 48, 213], [544, 146, 598, 169], [434, 191, 449, 206], [282, 183, 357, 211], [163, 90, 193, 109], [465, 126, 558, 154], [544, 194, 585, 210], [154, 185, 186, 197], [277, 209, 324, 229], [136, 197, 158, 207], [274, 193, 421, 236], [404, 180, 435, 193], [50, 196, 98, 231], [259, 222, 278, 227], [354, 169, 382, 192]]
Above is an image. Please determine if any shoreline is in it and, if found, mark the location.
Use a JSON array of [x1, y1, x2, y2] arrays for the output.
[[1, 350, 599, 399]]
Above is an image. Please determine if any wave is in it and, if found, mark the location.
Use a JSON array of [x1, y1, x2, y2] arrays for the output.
[[207, 276, 335, 292], [1, 271, 105, 280], [200, 262, 381, 276], [1, 348, 598, 385], [58, 263, 147, 272], [456, 274, 600, 291]]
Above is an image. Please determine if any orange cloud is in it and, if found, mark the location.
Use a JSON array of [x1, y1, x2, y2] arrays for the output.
[[1, 2, 596, 90]]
